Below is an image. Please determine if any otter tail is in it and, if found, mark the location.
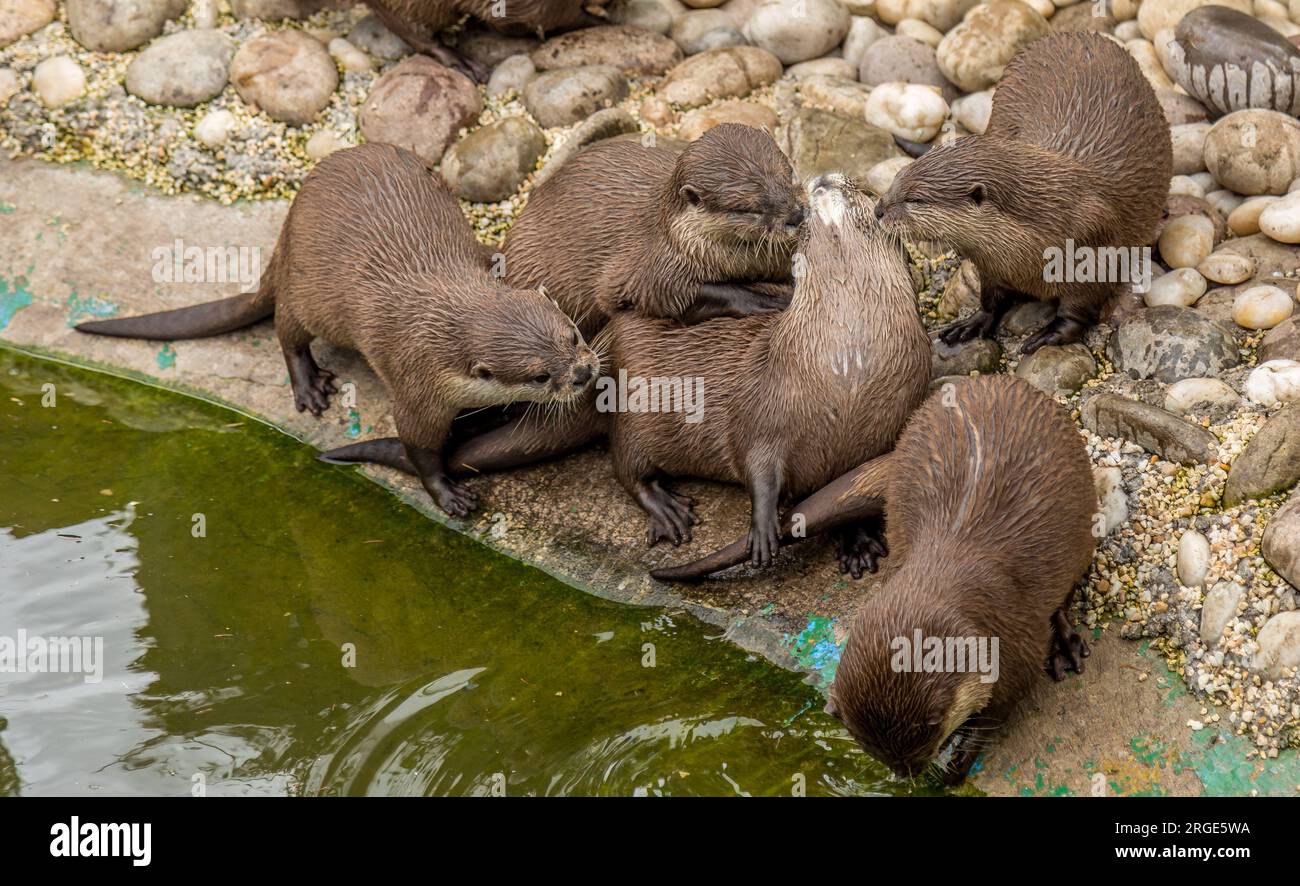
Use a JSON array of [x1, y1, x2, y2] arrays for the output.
[[651, 453, 895, 583], [76, 291, 273, 340], [319, 438, 416, 475]]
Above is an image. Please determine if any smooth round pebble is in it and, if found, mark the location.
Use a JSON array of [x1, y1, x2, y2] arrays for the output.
[[328, 38, 373, 73], [193, 108, 236, 147], [895, 18, 943, 47], [1196, 251, 1255, 284], [1168, 175, 1205, 198], [1177, 529, 1211, 588], [0, 68, 18, 107], [305, 130, 349, 160], [1158, 213, 1214, 267], [1233, 284, 1295, 329], [1144, 267, 1207, 307], [1093, 466, 1128, 535], [1170, 122, 1210, 175], [1228, 196, 1277, 235], [865, 156, 912, 196], [862, 81, 948, 142], [1165, 377, 1240, 413], [744, 0, 850, 64], [32, 56, 85, 108], [1204, 189, 1243, 217], [1244, 358, 1300, 406], [950, 90, 991, 134], [1258, 191, 1300, 243]]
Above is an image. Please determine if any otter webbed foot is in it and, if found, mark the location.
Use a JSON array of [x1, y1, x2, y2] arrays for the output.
[[1046, 608, 1090, 681], [1021, 314, 1088, 355], [747, 508, 781, 567], [937, 309, 999, 345], [835, 521, 888, 579], [286, 348, 337, 417], [635, 480, 697, 547], [428, 476, 478, 518]]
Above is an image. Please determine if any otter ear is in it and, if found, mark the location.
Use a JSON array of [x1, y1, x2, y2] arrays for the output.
[[679, 185, 702, 205], [471, 362, 493, 381], [968, 183, 986, 206]]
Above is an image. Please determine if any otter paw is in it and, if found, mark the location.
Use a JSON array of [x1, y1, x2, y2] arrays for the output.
[[642, 485, 697, 547], [1046, 608, 1090, 681], [937, 310, 997, 345], [430, 478, 478, 518], [747, 511, 781, 567], [835, 522, 888, 580], [1020, 316, 1087, 355], [292, 367, 337, 417]]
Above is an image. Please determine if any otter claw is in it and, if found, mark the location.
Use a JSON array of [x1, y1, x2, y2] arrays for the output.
[[938, 310, 998, 345], [1046, 608, 1089, 681], [639, 482, 697, 548]]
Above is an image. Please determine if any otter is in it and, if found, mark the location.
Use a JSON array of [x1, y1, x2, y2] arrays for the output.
[[76, 143, 597, 518], [326, 175, 930, 571], [653, 374, 1098, 784], [366, 0, 607, 80], [504, 124, 808, 340], [876, 31, 1172, 354]]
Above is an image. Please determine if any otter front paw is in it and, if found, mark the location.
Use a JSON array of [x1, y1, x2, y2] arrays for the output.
[[429, 477, 478, 518], [938, 310, 998, 345], [1046, 608, 1090, 681], [642, 486, 698, 547], [1020, 315, 1088, 355], [747, 510, 781, 567]]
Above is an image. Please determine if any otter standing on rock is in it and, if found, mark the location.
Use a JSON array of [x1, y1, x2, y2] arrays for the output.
[[77, 143, 598, 518], [876, 32, 1172, 354], [504, 124, 809, 339], [654, 375, 1098, 784]]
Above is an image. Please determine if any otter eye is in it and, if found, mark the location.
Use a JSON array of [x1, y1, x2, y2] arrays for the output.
[[968, 184, 986, 206], [532, 373, 551, 385]]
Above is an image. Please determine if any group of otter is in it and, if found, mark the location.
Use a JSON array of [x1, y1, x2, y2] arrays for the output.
[[80, 32, 1172, 784]]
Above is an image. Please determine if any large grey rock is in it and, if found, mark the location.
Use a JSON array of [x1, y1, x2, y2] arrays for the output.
[[126, 30, 235, 108], [1224, 406, 1300, 505], [231, 29, 338, 127], [859, 35, 957, 102], [1263, 489, 1300, 590], [361, 56, 482, 165], [1081, 394, 1220, 465], [531, 25, 682, 75], [441, 117, 546, 203], [1107, 306, 1240, 382], [1165, 6, 1300, 117], [1015, 344, 1096, 397], [523, 65, 629, 129], [66, 0, 185, 52]]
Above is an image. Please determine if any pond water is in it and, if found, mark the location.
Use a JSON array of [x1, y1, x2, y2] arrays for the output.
[[0, 348, 942, 796]]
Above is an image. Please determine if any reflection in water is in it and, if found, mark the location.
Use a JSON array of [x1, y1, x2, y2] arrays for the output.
[[0, 350, 931, 796]]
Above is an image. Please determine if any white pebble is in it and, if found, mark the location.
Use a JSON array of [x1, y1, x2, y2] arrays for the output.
[[1165, 377, 1240, 414], [1177, 530, 1211, 588], [949, 89, 991, 135], [1169, 175, 1205, 198], [895, 18, 943, 47], [1205, 189, 1243, 217], [194, 109, 237, 148], [1197, 250, 1255, 285], [306, 129, 350, 160], [1259, 191, 1300, 243], [328, 38, 373, 73], [1244, 359, 1300, 407], [1233, 284, 1295, 329], [1144, 267, 1206, 307], [0, 68, 17, 107], [1228, 196, 1277, 236], [192, 0, 219, 29], [863, 82, 948, 143], [32, 56, 85, 109], [865, 156, 912, 197], [1093, 466, 1127, 535], [1158, 214, 1214, 268]]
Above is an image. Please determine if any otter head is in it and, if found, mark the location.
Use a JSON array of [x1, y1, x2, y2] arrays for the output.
[[464, 289, 599, 405], [874, 137, 1001, 249], [668, 123, 807, 251], [804, 172, 882, 238], [825, 602, 994, 782]]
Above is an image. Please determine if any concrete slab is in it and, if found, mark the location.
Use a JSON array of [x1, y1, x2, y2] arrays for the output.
[[3, 154, 1297, 795]]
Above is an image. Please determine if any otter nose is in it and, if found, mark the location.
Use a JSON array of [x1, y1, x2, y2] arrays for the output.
[[874, 202, 886, 220], [572, 365, 593, 387]]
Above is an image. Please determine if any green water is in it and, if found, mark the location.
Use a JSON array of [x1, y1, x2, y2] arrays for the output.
[[0, 349, 928, 796]]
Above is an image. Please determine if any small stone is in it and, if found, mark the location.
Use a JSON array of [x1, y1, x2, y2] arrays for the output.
[[348, 15, 410, 61], [797, 74, 873, 118], [32, 56, 85, 108], [1094, 466, 1128, 535], [658, 45, 782, 108], [1262, 489, 1300, 588], [1259, 191, 1300, 243], [126, 30, 235, 108], [1205, 189, 1243, 218], [442, 116, 546, 203], [66, 0, 184, 53], [0, 68, 19, 107], [487, 54, 536, 98], [865, 157, 913, 197], [842, 15, 885, 69], [671, 9, 747, 55], [950, 90, 992, 135], [1081, 393, 1221, 465], [1228, 196, 1278, 236], [679, 100, 777, 139], [1177, 529, 1211, 587], [1232, 284, 1294, 330], [231, 29, 338, 126], [523, 65, 629, 129], [638, 95, 673, 127], [860, 35, 956, 101], [1164, 377, 1239, 414], [1170, 122, 1211, 175], [1251, 611, 1300, 680], [936, 0, 1050, 93], [1014, 343, 1096, 397], [612, 0, 674, 34], [1245, 359, 1300, 407], [532, 25, 682, 75], [744, 0, 850, 64], [1196, 251, 1255, 285], [1201, 581, 1245, 647], [304, 130, 348, 160], [1144, 267, 1207, 307], [0, 0, 54, 48], [785, 57, 858, 79], [930, 336, 1001, 377], [863, 82, 948, 143], [1224, 405, 1300, 504], [361, 56, 481, 165], [194, 108, 236, 147], [1203, 109, 1300, 196], [328, 37, 372, 73], [896, 18, 944, 47]]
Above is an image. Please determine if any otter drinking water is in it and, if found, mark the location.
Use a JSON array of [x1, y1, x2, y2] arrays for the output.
[[653, 375, 1098, 783], [876, 31, 1172, 354], [504, 123, 808, 339], [77, 143, 598, 518], [327, 175, 930, 571]]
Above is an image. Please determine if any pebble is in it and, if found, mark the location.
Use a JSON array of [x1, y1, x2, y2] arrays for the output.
[[1252, 611, 1300, 679], [950, 89, 991, 134], [487, 54, 536, 98], [1107, 305, 1240, 381], [1203, 109, 1300, 196], [328, 38, 373, 74], [442, 116, 547, 203], [532, 25, 682, 75], [348, 15, 410, 61], [1168, 175, 1205, 198], [1093, 466, 1128, 535], [798, 74, 873, 118], [679, 99, 778, 139], [1196, 251, 1255, 285], [1158, 214, 1214, 268], [1136, 0, 1251, 42], [779, 107, 903, 185], [1259, 191, 1300, 243], [1245, 359, 1300, 407], [744, 0, 850, 64], [863, 82, 948, 142], [1262, 490, 1300, 588], [658, 46, 782, 108], [1165, 6, 1300, 116], [304, 129, 349, 160], [1200, 581, 1245, 647], [1261, 316, 1300, 362], [1205, 189, 1244, 218], [1232, 284, 1295, 329], [1177, 529, 1211, 587], [1170, 122, 1211, 175], [842, 15, 885, 69], [1224, 406, 1300, 504], [1144, 267, 1207, 307], [876, 0, 981, 32], [865, 156, 913, 195], [126, 29, 235, 108], [1081, 393, 1221, 465], [1165, 377, 1240, 414], [613, 0, 674, 33], [671, 9, 747, 55], [361, 56, 482, 165], [0, 0, 54, 48], [66, 0, 184, 53], [1014, 343, 1096, 397], [0, 67, 18, 107], [931, 336, 1002, 377], [785, 57, 858, 79], [896, 18, 944, 47], [230, 30, 337, 127], [859, 35, 956, 100], [1228, 196, 1278, 235], [32, 56, 85, 108], [523, 64, 629, 129], [936, 0, 1050, 93], [193, 108, 237, 148]]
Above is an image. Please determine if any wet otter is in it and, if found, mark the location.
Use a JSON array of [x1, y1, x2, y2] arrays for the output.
[[77, 143, 597, 518], [654, 374, 1098, 784], [876, 31, 1172, 354], [366, 1, 607, 80], [504, 124, 808, 339], [327, 175, 929, 570]]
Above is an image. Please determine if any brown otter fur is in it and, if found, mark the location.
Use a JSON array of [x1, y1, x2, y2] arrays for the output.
[[77, 143, 598, 518], [504, 124, 808, 340], [654, 374, 1098, 783], [366, 1, 606, 79], [877, 31, 1172, 354]]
